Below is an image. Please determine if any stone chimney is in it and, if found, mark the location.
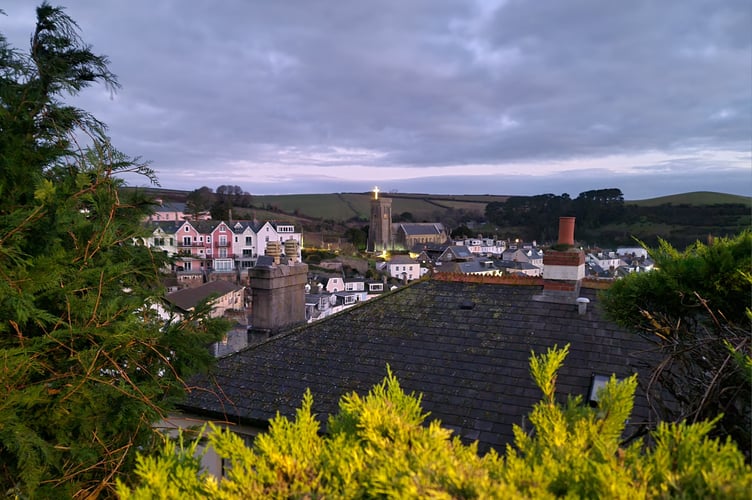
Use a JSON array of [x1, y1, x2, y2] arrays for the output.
[[248, 261, 308, 337], [537, 217, 585, 303]]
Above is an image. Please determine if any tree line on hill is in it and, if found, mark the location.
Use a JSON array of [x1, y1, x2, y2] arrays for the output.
[[484, 188, 749, 248], [185, 185, 253, 220]]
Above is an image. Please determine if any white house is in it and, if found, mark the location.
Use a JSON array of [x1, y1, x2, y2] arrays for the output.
[[388, 255, 421, 282]]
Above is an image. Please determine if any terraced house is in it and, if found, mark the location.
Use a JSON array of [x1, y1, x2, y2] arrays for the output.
[[144, 219, 302, 284]]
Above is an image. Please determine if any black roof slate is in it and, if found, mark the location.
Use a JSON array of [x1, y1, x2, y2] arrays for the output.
[[180, 277, 656, 453]]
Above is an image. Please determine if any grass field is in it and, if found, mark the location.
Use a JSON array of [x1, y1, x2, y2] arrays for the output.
[[628, 191, 751, 207], [250, 192, 501, 222]]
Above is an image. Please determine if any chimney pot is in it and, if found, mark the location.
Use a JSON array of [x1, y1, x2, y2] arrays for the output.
[[558, 217, 576, 246]]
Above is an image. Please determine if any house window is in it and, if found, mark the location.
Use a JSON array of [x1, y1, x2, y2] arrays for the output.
[[344, 295, 356, 305], [219, 236, 227, 246], [242, 249, 253, 257], [154, 237, 165, 246], [245, 236, 253, 245], [207, 236, 211, 243], [214, 259, 233, 271], [183, 236, 191, 246], [184, 226, 189, 232]]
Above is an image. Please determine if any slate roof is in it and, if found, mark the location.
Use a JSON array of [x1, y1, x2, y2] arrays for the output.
[[396, 223, 446, 236], [410, 242, 448, 254], [179, 276, 656, 454], [389, 254, 418, 265], [434, 259, 497, 274], [438, 245, 475, 261], [496, 260, 540, 271], [165, 280, 243, 311], [146, 220, 183, 233]]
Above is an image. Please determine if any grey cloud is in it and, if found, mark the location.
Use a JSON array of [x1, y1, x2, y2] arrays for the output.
[[2, 0, 749, 197]]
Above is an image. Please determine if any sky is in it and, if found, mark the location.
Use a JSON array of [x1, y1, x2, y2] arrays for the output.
[[2, 1, 751, 200]]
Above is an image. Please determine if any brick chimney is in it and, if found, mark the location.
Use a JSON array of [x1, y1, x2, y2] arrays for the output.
[[538, 217, 585, 303]]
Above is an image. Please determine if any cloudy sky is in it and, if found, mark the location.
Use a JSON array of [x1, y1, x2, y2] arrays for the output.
[[3, 1, 750, 199]]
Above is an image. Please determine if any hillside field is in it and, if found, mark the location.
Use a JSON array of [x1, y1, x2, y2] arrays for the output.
[[252, 192, 504, 222]]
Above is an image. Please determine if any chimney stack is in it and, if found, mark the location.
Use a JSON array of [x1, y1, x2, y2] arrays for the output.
[[247, 261, 309, 337], [537, 217, 585, 304]]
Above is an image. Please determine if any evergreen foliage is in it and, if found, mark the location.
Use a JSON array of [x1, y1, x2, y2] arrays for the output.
[[120, 346, 752, 498], [0, 4, 226, 496], [601, 231, 752, 458]]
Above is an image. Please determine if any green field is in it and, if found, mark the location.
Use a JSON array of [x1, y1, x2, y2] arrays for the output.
[[628, 191, 751, 207], [251, 192, 502, 222]]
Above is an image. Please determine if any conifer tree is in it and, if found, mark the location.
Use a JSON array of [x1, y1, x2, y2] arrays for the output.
[[0, 3, 226, 497], [119, 346, 752, 498], [601, 232, 752, 458]]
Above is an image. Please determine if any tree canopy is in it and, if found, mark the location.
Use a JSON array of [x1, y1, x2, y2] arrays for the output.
[[601, 231, 752, 459], [0, 4, 226, 496], [120, 346, 752, 498]]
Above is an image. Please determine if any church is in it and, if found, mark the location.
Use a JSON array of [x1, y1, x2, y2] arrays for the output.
[[366, 187, 449, 253]]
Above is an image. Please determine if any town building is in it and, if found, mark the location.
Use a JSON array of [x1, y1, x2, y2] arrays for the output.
[[144, 219, 302, 285], [387, 254, 422, 282], [392, 222, 449, 250]]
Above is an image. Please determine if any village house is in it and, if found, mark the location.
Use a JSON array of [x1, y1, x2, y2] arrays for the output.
[[170, 219, 659, 478], [144, 219, 302, 285], [387, 254, 422, 282], [501, 247, 544, 269], [155, 280, 248, 357], [160, 280, 244, 319], [145, 200, 211, 222], [586, 250, 624, 272], [495, 259, 542, 277], [453, 237, 508, 257]]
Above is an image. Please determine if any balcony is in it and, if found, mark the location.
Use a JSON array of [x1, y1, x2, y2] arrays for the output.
[[177, 241, 205, 248]]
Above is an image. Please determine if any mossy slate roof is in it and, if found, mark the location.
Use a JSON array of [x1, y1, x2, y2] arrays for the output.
[[180, 277, 655, 453]]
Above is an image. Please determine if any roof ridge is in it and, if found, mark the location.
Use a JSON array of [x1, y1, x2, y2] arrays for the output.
[[223, 279, 425, 357]]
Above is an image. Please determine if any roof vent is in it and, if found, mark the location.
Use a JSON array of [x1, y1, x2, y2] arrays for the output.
[[576, 297, 590, 315], [459, 301, 475, 310]]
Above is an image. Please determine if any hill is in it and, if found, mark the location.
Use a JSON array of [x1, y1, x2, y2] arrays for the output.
[[629, 191, 751, 207], [127, 187, 750, 249], [251, 192, 504, 222]]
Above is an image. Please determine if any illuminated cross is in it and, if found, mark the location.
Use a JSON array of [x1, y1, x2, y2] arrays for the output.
[[373, 186, 380, 200]]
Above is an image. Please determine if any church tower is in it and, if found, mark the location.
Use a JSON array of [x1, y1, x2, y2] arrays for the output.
[[367, 186, 392, 253]]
